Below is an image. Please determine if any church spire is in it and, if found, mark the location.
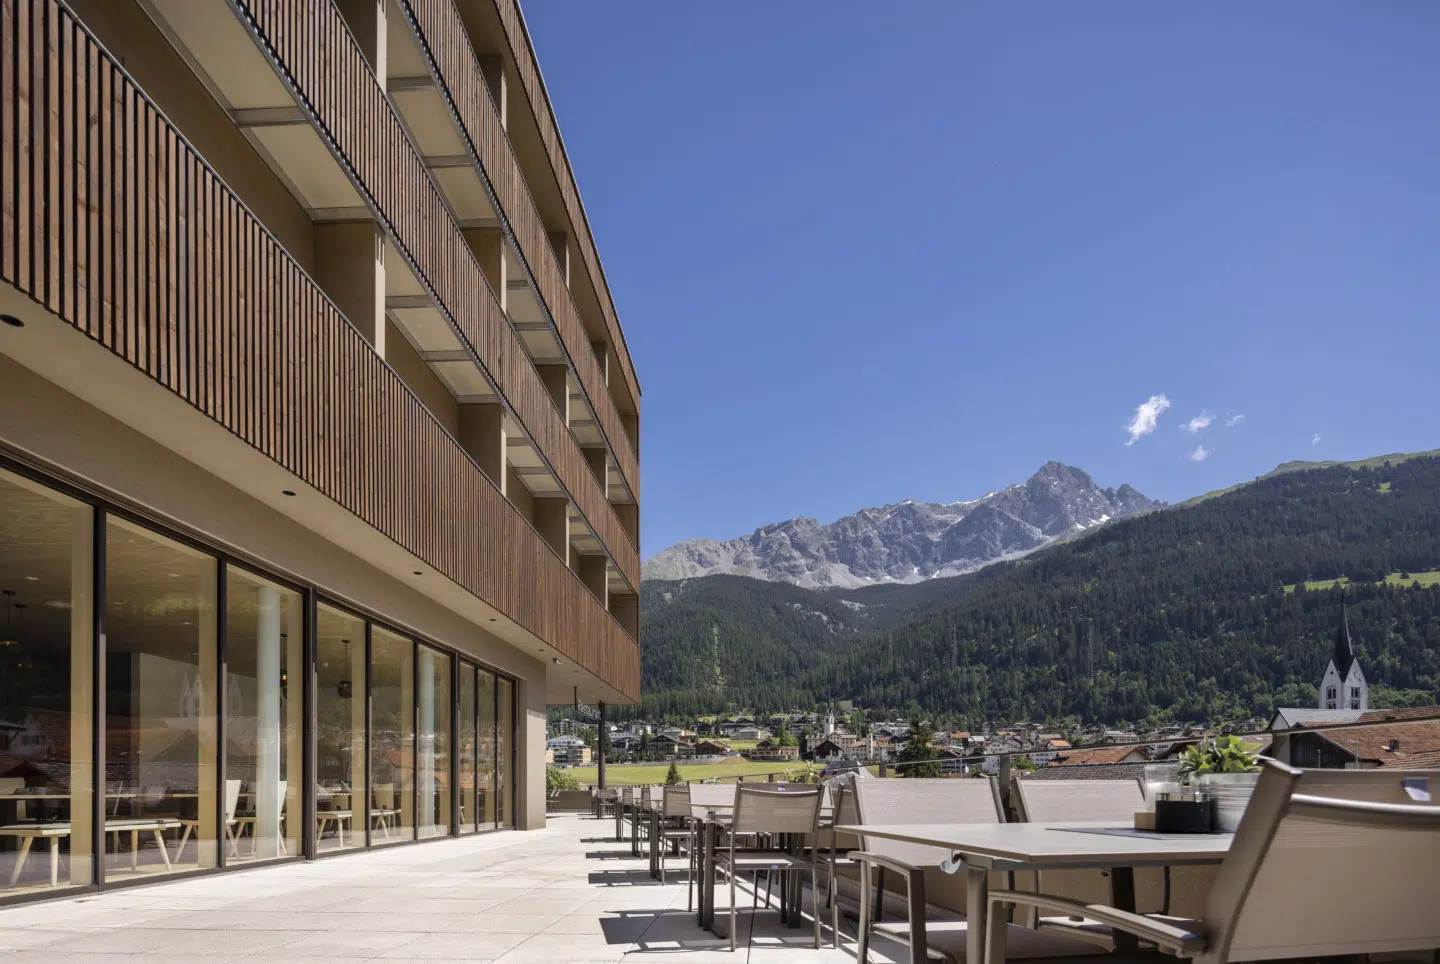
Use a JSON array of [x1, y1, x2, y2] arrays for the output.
[[1332, 594, 1357, 678]]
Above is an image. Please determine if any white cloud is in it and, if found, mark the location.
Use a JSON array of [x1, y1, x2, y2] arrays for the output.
[[1312, 433, 1322, 446], [1181, 411, 1213, 434], [1124, 394, 1171, 446], [1189, 445, 1211, 462], [1225, 413, 1245, 428]]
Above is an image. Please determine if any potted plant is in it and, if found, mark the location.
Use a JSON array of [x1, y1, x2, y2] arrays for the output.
[[1176, 736, 1264, 832]]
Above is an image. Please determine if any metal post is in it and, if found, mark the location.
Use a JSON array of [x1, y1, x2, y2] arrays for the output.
[[597, 701, 607, 790], [215, 564, 228, 868], [91, 509, 107, 888], [301, 588, 318, 860]]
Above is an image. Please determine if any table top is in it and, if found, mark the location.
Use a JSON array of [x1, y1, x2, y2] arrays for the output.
[[836, 822, 1232, 866]]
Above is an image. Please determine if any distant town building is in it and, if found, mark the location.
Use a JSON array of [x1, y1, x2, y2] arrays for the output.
[[733, 727, 771, 742], [1270, 706, 1440, 769], [745, 738, 799, 762], [545, 735, 591, 766]]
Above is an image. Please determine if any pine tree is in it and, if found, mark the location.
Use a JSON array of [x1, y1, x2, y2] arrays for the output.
[[895, 716, 941, 778], [665, 760, 683, 786]]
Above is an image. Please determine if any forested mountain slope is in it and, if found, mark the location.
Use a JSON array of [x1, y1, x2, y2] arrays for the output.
[[640, 455, 1440, 722]]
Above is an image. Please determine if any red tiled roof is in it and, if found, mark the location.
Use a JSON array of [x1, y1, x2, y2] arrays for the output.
[[1052, 745, 1147, 766], [1358, 706, 1440, 724], [1316, 720, 1440, 768]]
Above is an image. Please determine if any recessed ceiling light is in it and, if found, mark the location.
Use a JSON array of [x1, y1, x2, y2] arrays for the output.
[[0, 315, 23, 328], [282, 489, 296, 497], [552, 657, 562, 665], [412, 570, 422, 576], [24, 576, 37, 582]]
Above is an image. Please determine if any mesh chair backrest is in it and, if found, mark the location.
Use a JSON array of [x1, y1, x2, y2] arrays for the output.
[[1014, 779, 1144, 822], [688, 782, 737, 818], [852, 777, 1003, 865], [621, 786, 635, 804], [663, 784, 691, 817], [643, 785, 663, 807], [732, 785, 823, 835], [1206, 764, 1440, 963]]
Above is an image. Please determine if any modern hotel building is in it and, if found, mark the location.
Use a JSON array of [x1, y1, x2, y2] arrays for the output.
[[0, 0, 640, 901]]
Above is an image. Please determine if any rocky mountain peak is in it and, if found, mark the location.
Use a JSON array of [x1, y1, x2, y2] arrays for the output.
[[642, 463, 1164, 589]]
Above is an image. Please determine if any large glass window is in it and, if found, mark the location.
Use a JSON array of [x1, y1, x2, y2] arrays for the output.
[[223, 568, 302, 863], [457, 666, 476, 835], [316, 605, 365, 853], [496, 677, 513, 829], [417, 645, 450, 839], [370, 627, 413, 844], [477, 669, 497, 829], [104, 518, 217, 879], [0, 469, 94, 894]]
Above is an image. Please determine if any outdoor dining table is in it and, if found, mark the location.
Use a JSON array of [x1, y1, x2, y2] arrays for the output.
[[838, 822, 1232, 963]]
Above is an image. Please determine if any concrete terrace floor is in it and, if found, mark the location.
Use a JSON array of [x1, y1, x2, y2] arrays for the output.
[[0, 813, 910, 962]]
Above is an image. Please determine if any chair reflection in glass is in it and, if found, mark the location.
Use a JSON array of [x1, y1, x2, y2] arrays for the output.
[[372, 783, 401, 841]]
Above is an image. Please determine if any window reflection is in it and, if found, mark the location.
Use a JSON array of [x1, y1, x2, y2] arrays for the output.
[[104, 518, 217, 879], [417, 645, 450, 839], [496, 677, 512, 829], [223, 568, 302, 862], [370, 628, 413, 844], [457, 666, 476, 834], [316, 605, 365, 853], [0, 469, 94, 894], [477, 669, 497, 829]]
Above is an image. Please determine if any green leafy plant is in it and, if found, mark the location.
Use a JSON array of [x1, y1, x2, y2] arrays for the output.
[[546, 766, 581, 792], [1176, 736, 1263, 780], [786, 762, 822, 785], [664, 760, 684, 786]]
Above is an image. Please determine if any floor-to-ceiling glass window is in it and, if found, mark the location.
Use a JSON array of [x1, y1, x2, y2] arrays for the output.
[[456, 666, 476, 834], [0, 469, 94, 895], [104, 518, 217, 879], [370, 627, 413, 844], [496, 677, 513, 829], [315, 604, 365, 853], [477, 669, 497, 829], [223, 568, 302, 863], [417, 645, 450, 839]]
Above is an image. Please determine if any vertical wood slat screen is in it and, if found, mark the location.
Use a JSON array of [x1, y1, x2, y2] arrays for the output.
[[233, 0, 639, 581], [487, 0, 638, 410], [0, 0, 640, 698], [399, 0, 638, 491]]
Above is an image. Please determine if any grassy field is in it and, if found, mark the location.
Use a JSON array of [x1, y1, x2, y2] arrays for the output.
[[566, 758, 800, 786], [1283, 570, 1440, 593]]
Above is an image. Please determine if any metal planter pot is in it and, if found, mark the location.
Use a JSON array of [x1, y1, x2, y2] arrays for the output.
[[1196, 772, 1261, 832]]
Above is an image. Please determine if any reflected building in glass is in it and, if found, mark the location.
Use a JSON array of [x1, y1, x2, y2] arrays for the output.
[[0, 0, 640, 905]]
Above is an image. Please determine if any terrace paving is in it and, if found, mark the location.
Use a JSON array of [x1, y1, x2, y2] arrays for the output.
[[0, 813, 909, 962]]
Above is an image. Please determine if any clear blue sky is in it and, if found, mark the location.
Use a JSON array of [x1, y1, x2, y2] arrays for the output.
[[523, 2, 1440, 558]]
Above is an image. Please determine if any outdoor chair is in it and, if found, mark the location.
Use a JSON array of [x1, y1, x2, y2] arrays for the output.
[[715, 784, 831, 951], [372, 783, 401, 841], [656, 785, 696, 900], [233, 779, 288, 856], [177, 778, 241, 861], [618, 786, 634, 842], [988, 761, 1440, 964], [852, 777, 1101, 963], [1011, 778, 1152, 945]]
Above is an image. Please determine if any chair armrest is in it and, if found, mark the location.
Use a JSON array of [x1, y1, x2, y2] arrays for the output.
[[847, 850, 924, 884], [988, 890, 1204, 956]]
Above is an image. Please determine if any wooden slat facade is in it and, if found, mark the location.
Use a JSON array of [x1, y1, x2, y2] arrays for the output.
[[0, 0, 639, 699], [231, 0, 640, 585], [397, 0, 639, 497], [485, 0, 641, 413]]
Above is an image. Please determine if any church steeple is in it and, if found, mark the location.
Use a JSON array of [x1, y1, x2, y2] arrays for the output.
[[1332, 598, 1357, 678], [1318, 592, 1367, 711]]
